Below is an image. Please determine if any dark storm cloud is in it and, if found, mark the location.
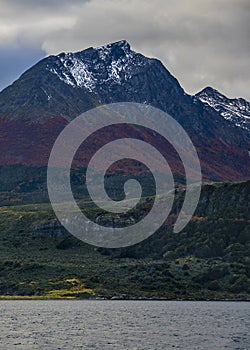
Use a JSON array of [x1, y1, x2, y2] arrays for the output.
[[0, 0, 249, 99]]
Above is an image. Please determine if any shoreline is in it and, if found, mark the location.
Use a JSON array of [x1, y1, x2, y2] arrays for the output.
[[0, 295, 249, 301]]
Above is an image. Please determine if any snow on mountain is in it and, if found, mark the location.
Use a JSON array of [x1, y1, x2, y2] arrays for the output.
[[47, 40, 150, 92], [0, 40, 249, 181], [48, 41, 250, 134], [196, 87, 250, 132]]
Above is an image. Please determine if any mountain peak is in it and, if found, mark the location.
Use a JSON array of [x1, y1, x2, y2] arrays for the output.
[[0, 41, 249, 182], [196, 86, 250, 132], [96, 39, 131, 55], [198, 86, 219, 96], [47, 40, 148, 91], [0, 39, 185, 122], [196, 86, 230, 101]]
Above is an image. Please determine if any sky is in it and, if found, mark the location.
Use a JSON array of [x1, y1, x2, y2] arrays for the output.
[[0, 0, 249, 100]]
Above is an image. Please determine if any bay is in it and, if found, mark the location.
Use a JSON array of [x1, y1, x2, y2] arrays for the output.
[[0, 300, 249, 350]]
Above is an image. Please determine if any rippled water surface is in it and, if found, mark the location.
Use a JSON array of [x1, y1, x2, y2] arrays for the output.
[[0, 300, 249, 349]]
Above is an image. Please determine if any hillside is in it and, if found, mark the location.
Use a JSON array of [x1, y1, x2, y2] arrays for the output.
[[0, 181, 249, 300]]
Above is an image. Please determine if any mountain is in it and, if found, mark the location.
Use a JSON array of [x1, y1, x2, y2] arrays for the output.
[[0, 40, 185, 121], [196, 87, 250, 132], [0, 42, 249, 300], [0, 40, 249, 183]]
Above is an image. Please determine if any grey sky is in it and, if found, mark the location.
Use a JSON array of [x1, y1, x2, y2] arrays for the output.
[[0, 0, 249, 100]]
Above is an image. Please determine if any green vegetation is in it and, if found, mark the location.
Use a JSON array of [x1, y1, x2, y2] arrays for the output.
[[0, 181, 249, 300]]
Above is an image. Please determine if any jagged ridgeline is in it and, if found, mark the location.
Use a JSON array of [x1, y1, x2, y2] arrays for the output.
[[0, 40, 249, 182]]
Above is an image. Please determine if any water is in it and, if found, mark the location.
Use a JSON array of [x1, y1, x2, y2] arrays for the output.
[[0, 300, 249, 350]]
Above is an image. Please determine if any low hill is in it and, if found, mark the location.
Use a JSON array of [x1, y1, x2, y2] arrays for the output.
[[0, 181, 249, 300]]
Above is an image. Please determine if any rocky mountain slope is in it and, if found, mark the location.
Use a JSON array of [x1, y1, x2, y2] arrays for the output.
[[0, 40, 249, 182], [196, 86, 250, 132]]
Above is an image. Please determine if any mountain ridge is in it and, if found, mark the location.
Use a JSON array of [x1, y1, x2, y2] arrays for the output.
[[0, 40, 249, 182], [195, 86, 250, 132]]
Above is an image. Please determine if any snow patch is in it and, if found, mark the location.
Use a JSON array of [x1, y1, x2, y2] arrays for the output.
[[47, 41, 149, 92], [197, 91, 250, 132]]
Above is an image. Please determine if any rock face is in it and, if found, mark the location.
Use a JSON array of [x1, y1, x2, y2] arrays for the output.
[[48, 41, 151, 91], [196, 87, 250, 132], [33, 220, 70, 238], [0, 40, 249, 182]]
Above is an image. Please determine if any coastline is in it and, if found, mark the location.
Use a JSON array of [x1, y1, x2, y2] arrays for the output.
[[0, 295, 249, 301]]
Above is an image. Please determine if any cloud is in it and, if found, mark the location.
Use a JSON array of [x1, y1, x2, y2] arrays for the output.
[[0, 0, 79, 45], [0, 0, 249, 99]]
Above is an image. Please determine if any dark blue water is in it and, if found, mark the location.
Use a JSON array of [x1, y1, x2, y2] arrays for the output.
[[0, 300, 249, 349]]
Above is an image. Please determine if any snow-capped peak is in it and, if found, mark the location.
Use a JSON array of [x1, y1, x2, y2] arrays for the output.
[[47, 40, 150, 92], [49, 52, 96, 90], [196, 87, 250, 132]]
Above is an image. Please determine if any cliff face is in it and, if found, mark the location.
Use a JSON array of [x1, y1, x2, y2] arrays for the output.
[[30, 181, 250, 262], [92, 181, 250, 259]]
